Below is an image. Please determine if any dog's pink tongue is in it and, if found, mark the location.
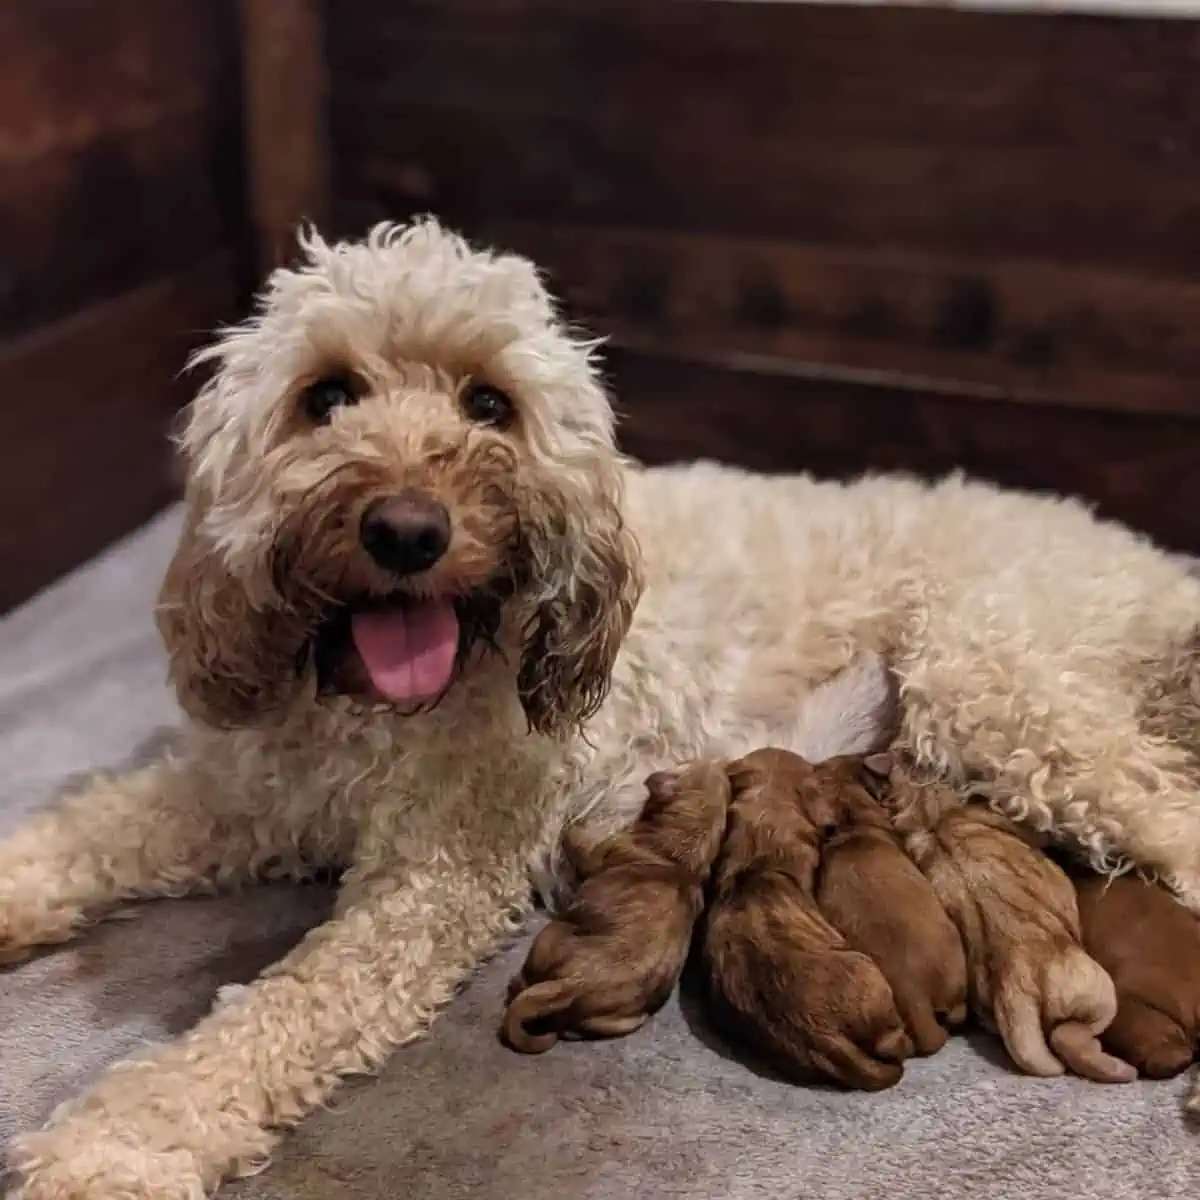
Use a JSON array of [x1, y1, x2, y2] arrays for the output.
[[350, 599, 459, 703]]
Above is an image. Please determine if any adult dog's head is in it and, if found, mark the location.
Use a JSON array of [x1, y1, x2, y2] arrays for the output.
[[156, 220, 643, 736]]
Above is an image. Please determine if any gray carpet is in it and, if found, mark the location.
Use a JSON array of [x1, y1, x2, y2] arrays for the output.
[[1, 508, 1197, 1199]]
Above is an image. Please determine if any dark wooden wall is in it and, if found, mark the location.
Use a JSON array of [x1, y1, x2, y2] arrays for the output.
[[0, 0, 246, 611], [7, 0, 1198, 613], [325, 0, 1200, 552]]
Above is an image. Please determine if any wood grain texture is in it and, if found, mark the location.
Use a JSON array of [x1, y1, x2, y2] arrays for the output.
[[0, 0, 237, 160], [239, 0, 328, 270], [606, 348, 1200, 554], [327, 0, 1200, 415], [453, 221, 1200, 419], [0, 259, 237, 612], [0, 108, 241, 339], [0, 0, 247, 609], [0, 0, 243, 337], [327, 1, 1200, 271]]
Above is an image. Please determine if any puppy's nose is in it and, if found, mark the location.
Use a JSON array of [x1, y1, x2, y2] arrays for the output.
[[360, 491, 451, 575]]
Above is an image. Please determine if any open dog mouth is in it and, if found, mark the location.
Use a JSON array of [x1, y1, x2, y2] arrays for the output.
[[312, 590, 508, 706]]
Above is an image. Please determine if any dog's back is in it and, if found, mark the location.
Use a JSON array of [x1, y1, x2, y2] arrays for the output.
[[573, 759, 731, 883], [703, 874, 909, 1090], [900, 791, 1132, 1082], [702, 749, 912, 1090], [1076, 873, 1200, 1078], [817, 773, 967, 1055], [504, 760, 730, 1052]]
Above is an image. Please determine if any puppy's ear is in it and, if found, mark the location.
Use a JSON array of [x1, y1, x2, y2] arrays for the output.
[[863, 752, 895, 779], [645, 770, 681, 800], [155, 502, 310, 729], [518, 470, 644, 737]]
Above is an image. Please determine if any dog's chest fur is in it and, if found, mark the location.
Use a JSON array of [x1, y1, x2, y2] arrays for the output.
[[190, 666, 570, 871]]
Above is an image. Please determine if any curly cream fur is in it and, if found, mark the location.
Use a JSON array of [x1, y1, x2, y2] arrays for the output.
[[3, 218, 1200, 1197]]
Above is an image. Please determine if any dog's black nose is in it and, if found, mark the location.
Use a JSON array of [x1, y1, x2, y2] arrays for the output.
[[360, 491, 452, 575]]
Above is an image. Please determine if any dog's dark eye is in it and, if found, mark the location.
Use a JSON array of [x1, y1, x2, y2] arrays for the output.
[[302, 375, 363, 424], [461, 383, 515, 427]]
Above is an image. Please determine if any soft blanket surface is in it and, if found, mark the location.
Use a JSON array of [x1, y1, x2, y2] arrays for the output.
[[0, 508, 1195, 1199]]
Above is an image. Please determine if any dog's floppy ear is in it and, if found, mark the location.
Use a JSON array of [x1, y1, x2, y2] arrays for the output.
[[518, 472, 643, 737], [155, 502, 310, 729]]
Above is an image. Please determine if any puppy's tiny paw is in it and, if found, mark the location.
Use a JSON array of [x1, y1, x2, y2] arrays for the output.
[[875, 1026, 915, 1064], [1135, 1039, 1195, 1081]]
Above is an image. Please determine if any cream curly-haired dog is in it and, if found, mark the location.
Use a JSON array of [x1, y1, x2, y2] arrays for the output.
[[4, 218, 1200, 1197]]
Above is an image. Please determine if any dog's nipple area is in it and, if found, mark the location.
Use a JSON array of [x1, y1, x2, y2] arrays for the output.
[[350, 600, 460, 702]]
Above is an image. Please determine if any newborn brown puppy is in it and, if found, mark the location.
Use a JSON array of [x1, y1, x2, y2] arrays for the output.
[[885, 763, 1135, 1083], [702, 748, 913, 1091], [815, 757, 967, 1056], [503, 760, 730, 1053], [1074, 872, 1200, 1078]]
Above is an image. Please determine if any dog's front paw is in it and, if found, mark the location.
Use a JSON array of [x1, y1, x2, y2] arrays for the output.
[[6, 1129, 205, 1200], [0, 866, 84, 966], [0, 908, 77, 967]]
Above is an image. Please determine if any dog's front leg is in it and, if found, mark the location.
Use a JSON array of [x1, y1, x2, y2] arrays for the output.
[[0, 760, 302, 963], [7, 852, 530, 1200]]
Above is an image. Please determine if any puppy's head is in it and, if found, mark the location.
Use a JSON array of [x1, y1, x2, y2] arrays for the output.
[[727, 748, 849, 838], [636, 761, 733, 876], [157, 220, 643, 734], [644, 760, 732, 814]]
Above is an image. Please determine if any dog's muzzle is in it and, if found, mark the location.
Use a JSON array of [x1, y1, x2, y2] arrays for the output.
[[359, 489, 452, 577]]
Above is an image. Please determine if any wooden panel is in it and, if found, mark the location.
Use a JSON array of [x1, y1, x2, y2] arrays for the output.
[[607, 348, 1200, 554], [0, 0, 242, 337], [0, 0, 236, 158], [331, 95, 1200, 275], [0, 109, 240, 339], [0, 0, 247, 605], [326, 0, 1200, 413], [240, 0, 328, 270], [329, 1, 1197, 163], [450, 222, 1200, 419], [0, 259, 237, 611], [327, 2, 1200, 273]]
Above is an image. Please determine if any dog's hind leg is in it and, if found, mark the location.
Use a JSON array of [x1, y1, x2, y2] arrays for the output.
[[0, 759, 308, 963], [901, 651, 1200, 911], [1130, 630, 1200, 905], [1010, 736, 1200, 910]]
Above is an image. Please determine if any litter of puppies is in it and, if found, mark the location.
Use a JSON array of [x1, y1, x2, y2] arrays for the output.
[[503, 748, 1200, 1091]]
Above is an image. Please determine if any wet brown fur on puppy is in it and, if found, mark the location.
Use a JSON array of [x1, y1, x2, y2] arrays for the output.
[[1074, 872, 1200, 1079], [503, 760, 730, 1053], [815, 756, 967, 1056], [886, 765, 1135, 1083], [701, 748, 914, 1091]]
